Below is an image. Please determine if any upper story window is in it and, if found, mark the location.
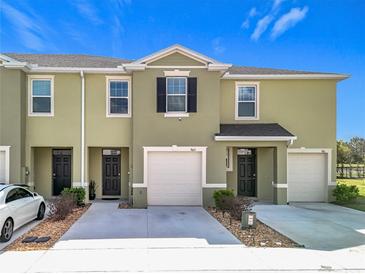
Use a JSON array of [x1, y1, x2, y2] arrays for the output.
[[235, 82, 259, 120], [28, 75, 54, 116], [166, 77, 187, 112], [106, 76, 131, 117]]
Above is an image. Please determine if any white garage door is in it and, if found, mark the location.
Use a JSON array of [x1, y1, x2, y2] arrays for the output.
[[147, 151, 202, 206], [288, 153, 327, 202]]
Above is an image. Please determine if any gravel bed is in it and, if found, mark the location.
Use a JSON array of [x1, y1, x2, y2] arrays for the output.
[[6, 204, 90, 251], [207, 207, 300, 248]]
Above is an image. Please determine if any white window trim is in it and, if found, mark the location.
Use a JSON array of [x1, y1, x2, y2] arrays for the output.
[[164, 70, 190, 77], [235, 81, 260, 120], [28, 75, 54, 117], [226, 147, 233, 171], [166, 77, 188, 114], [0, 146, 10, 183], [105, 76, 132, 118]]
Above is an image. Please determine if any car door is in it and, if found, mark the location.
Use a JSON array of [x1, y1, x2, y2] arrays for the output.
[[5, 188, 35, 228], [5, 188, 24, 229], [15, 188, 38, 223]]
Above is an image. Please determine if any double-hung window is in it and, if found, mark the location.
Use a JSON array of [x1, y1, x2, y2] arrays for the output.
[[166, 77, 187, 112], [29, 75, 54, 116], [235, 82, 259, 120], [106, 76, 131, 117]]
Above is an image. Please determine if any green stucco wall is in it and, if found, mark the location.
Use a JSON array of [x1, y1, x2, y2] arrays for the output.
[[221, 79, 337, 183], [26, 74, 81, 186], [148, 52, 205, 66], [0, 68, 26, 183]]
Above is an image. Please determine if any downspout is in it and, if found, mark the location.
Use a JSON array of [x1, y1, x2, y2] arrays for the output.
[[80, 70, 85, 188]]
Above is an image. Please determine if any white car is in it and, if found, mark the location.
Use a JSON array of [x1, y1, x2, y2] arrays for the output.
[[0, 184, 45, 242]]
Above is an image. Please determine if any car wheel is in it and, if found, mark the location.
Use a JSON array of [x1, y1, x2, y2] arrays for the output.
[[36, 203, 46, 220], [0, 218, 13, 242]]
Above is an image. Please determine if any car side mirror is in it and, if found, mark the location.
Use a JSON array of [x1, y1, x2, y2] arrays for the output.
[[33, 192, 38, 197]]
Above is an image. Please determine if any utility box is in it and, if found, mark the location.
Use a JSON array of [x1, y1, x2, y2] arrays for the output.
[[241, 211, 257, 229]]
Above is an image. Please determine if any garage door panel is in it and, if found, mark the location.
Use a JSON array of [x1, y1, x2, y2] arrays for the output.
[[288, 153, 327, 202], [147, 151, 203, 206]]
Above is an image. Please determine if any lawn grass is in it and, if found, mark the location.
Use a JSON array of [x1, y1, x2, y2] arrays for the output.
[[335, 178, 365, 212]]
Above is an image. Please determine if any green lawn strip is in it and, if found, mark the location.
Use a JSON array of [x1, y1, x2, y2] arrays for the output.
[[334, 179, 365, 212]]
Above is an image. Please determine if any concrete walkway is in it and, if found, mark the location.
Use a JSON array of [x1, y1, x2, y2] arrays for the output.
[[254, 203, 365, 251], [0, 244, 364, 272], [56, 201, 240, 248]]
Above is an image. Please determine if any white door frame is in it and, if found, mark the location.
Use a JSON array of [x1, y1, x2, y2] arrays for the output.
[[0, 146, 10, 183], [287, 148, 332, 202]]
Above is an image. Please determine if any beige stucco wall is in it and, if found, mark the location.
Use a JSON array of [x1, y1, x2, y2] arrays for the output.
[[220, 79, 337, 182], [0, 68, 26, 183]]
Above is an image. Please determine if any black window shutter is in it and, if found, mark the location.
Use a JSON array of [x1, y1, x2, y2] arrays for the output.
[[187, 77, 197, 112], [156, 77, 166, 112]]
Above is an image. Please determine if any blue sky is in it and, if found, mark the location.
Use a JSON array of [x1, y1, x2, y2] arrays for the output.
[[1, 0, 364, 140]]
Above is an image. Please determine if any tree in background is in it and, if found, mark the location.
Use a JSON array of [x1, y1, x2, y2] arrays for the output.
[[348, 137, 365, 163], [337, 137, 365, 178]]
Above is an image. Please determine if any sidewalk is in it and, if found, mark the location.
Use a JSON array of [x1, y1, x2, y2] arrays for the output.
[[1, 240, 364, 273]]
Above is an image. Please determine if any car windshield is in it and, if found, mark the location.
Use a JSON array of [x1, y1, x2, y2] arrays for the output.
[[0, 184, 9, 191]]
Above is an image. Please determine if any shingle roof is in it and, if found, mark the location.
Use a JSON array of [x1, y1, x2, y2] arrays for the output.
[[3, 53, 131, 68], [216, 123, 295, 137], [2, 53, 339, 75], [228, 65, 334, 75]]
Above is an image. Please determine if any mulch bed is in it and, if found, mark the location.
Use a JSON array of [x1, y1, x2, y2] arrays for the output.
[[6, 204, 90, 251], [207, 207, 300, 248]]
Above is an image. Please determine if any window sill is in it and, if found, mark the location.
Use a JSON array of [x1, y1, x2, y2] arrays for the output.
[[28, 113, 54, 117], [164, 113, 189, 118], [106, 114, 131, 118], [235, 116, 259, 121]]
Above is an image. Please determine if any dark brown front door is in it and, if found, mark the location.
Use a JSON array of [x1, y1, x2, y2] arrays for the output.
[[52, 149, 72, 196], [102, 151, 121, 196], [237, 148, 256, 196]]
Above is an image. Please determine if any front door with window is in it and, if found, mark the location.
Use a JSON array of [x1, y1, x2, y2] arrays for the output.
[[102, 150, 121, 196], [237, 148, 256, 196], [52, 149, 72, 196]]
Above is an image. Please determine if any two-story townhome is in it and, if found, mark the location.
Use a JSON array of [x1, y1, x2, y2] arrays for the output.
[[0, 45, 348, 207]]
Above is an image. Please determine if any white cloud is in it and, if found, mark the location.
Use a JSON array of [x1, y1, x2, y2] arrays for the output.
[[271, 6, 309, 39], [251, 15, 274, 41], [272, 0, 285, 11], [249, 7, 258, 17], [72, 0, 103, 25], [1, 2, 46, 50], [241, 7, 257, 29], [212, 37, 225, 54]]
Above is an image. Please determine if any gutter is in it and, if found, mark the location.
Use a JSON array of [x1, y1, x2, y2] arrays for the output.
[[80, 71, 85, 188]]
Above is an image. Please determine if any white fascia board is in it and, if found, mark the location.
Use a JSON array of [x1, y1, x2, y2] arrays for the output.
[[208, 63, 232, 71], [131, 44, 221, 66], [222, 73, 350, 80], [214, 136, 297, 142], [29, 67, 128, 74], [122, 63, 146, 71]]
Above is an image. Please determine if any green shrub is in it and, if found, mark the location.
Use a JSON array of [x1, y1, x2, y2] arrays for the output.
[[333, 183, 359, 203], [62, 187, 86, 206], [213, 189, 234, 209]]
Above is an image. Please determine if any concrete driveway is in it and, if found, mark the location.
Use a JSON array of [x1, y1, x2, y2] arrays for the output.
[[254, 203, 365, 251], [55, 201, 240, 249]]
